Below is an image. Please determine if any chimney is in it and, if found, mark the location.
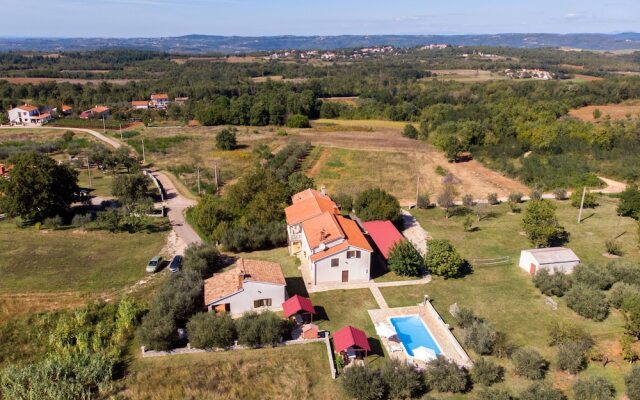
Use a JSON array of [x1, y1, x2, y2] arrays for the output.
[[320, 228, 327, 242], [238, 272, 245, 288], [320, 185, 326, 196]]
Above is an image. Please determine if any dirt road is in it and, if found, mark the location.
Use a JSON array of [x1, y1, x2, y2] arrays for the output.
[[0, 126, 203, 249]]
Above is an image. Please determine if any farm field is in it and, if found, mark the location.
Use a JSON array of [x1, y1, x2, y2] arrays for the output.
[[423, 69, 508, 82], [0, 221, 166, 294], [122, 343, 343, 400], [569, 100, 640, 122]]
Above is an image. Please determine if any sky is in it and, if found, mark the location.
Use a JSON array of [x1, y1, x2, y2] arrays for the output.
[[2, 0, 638, 37]]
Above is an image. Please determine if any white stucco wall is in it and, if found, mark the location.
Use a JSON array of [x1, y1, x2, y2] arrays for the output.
[[518, 251, 579, 274], [312, 247, 371, 284], [208, 281, 286, 316]]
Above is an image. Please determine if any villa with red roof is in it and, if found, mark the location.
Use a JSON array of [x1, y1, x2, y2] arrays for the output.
[[80, 105, 111, 119], [204, 258, 287, 316], [7, 104, 53, 126], [285, 189, 373, 285], [150, 93, 170, 109]]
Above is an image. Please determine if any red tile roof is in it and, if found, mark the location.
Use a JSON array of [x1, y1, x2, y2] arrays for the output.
[[285, 189, 339, 225], [204, 258, 285, 305], [151, 93, 169, 100], [282, 294, 315, 318], [131, 100, 149, 106], [90, 106, 110, 113], [362, 220, 404, 259], [302, 211, 345, 249], [333, 325, 371, 353], [16, 104, 38, 112]]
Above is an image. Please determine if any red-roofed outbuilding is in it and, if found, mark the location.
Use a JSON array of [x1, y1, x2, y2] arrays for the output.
[[282, 294, 316, 321], [333, 325, 371, 356], [362, 220, 404, 260]]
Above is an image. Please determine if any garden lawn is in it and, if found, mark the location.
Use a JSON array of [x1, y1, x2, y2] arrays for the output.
[[0, 221, 166, 293], [77, 168, 114, 197], [122, 343, 343, 400]]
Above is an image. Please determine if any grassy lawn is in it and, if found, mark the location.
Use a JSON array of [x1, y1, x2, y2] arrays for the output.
[[0, 221, 166, 294], [122, 343, 343, 400], [77, 168, 114, 197], [379, 197, 638, 397]]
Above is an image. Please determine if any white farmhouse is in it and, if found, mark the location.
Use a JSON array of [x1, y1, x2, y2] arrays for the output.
[[519, 247, 580, 275], [7, 104, 52, 126], [204, 258, 287, 316], [285, 189, 373, 286]]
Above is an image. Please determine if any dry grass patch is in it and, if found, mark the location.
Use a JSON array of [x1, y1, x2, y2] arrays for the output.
[[423, 69, 507, 83], [0, 77, 138, 85], [122, 343, 342, 400], [569, 101, 640, 122]]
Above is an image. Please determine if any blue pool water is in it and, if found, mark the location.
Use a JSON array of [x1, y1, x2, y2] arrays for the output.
[[389, 315, 442, 357]]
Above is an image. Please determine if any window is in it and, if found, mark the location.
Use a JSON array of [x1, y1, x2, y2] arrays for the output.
[[331, 258, 339, 267], [253, 299, 272, 308], [347, 250, 361, 259]]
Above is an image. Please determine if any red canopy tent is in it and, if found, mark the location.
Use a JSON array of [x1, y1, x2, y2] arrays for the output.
[[333, 325, 371, 357], [282, 294, 316, 322]]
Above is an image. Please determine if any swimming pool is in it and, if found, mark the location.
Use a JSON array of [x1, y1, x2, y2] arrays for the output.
[[389, 315, 442, 357]]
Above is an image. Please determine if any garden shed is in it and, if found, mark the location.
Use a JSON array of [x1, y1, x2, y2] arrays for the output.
[[519, 247, 580, 275]]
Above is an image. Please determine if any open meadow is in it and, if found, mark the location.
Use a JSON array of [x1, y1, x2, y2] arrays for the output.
[[569, 100, 640, 122]]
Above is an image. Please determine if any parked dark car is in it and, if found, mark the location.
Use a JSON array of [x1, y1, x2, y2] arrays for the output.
[[168, 255, 183, 273]]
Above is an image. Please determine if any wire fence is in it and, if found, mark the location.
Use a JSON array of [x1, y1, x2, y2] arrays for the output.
[[471, 256, 511, 266]]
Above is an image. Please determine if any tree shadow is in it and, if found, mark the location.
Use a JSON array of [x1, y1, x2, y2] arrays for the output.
[[369, 254, 389, 280], [579, 212, 596, 223], [285, 277, 309, 297], [366, 337, 386, 359], [312, 305, 329, 323]]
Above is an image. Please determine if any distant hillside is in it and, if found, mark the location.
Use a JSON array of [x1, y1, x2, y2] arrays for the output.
[[1, 33, 639, 54]]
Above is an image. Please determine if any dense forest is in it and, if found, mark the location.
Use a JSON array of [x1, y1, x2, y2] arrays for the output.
[[1, 47, 640, 189]]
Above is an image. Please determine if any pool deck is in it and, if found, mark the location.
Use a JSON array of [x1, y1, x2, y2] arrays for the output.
[[368, 302, 472, 369]]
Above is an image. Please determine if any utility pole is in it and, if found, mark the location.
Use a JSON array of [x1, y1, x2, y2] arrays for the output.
[[415, 174, 420, 207], [86, 157, 92, 187], [141, 139, 146, 164], [214, 163, 218, 192], [577, 187, 587, 223], [119, 124, 123, 141], [197, 166, 201, 195], [102, 115, 106, 133]]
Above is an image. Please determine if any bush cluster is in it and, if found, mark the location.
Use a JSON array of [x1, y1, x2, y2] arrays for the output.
[[564, 284, 609, 322], [387, 239, 424, 277], [511, 347, 547, 380], [424, 239, 467, 278], [533, 269, 573, 297], [341, 360, 425, 400]]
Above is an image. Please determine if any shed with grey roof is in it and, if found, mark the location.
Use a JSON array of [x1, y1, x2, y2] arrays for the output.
[[519, 247, 580, 275]]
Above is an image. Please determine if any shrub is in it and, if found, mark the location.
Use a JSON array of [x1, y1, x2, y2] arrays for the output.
[[554, 188, 568, 200], [235, 311, 284, 347], [508, 192, 523, 203], [573, 376, 616, 400], [43, 215, 63, 230], [609, 282, 639, 309], [533, 269, 573, 297], [341, 365, 385, 400], [216, 127, 237, 150], [424, 239, 466, 278], [565, 284, 609, 321], [471, 357, 504, 386], [463, 215, 474, 232], [333, 193, 353, 213], [605, 239, 623, 256], [276, 128, 288, 136], [354, 188, 403, 228], [493, 331, 516, 359], [417, 194, 430, 209], [511, 347, 547, 380], [462, 320, 497, 355], [387, 240, 424, 277], [547, 321, 594, 349], [557, 342, 588, 374], [435, 165, 448, 176], [454, 306, 477, 329], [529, 189, 542, 200], [186, 312, 236, 349], [137, 309, 178, 351], [622, 293, 640, 338], [285, 114, 310, 128], [487, 192, 499, 205], [573, 263, 615, 290], [617, 185, 640, 219], [380, 359, 425, 399], [424, 356, 470, 393], [621, 335, 639, 363], [522, 199, 566, 247], [437, 183, 458, 218], [610, 263, 640, 286], [571, 189, 598, 208], [183, 243, 222, 279], [71, 213, 92, 227], [462, 194, 474, 209], [519, 382, 566, 400], [476, 388, 514, 400], [402, 124, 419, 139], [626, 365, 640, 400]]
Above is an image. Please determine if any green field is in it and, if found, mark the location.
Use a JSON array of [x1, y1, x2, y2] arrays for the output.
[[77, 168, 115, 197], [122, 343, 343, 400], [0, 221, 166, 294]]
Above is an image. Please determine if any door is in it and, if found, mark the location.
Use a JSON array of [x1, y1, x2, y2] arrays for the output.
[[529, 263, 537, 275], [342, 270, 349, 282]]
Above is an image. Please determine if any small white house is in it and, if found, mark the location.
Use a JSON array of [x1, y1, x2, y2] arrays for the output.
[[8, 104, 52, 126], [519, 247, 580, 275], [204, 258, 287, 316]]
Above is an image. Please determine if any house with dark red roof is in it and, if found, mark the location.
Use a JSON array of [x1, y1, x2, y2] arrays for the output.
[[333, 325, 371, 361], [362, 220, 404, 260]]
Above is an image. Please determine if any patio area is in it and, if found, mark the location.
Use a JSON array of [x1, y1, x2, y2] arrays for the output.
[[367, 300, 472, 368]]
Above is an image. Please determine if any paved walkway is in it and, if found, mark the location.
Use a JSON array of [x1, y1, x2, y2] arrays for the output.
[[369, 285, 389, 309], [401, 210, 428, 255]]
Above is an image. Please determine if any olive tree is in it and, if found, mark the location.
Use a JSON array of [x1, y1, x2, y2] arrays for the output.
[[387, 240, 424, 277]]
